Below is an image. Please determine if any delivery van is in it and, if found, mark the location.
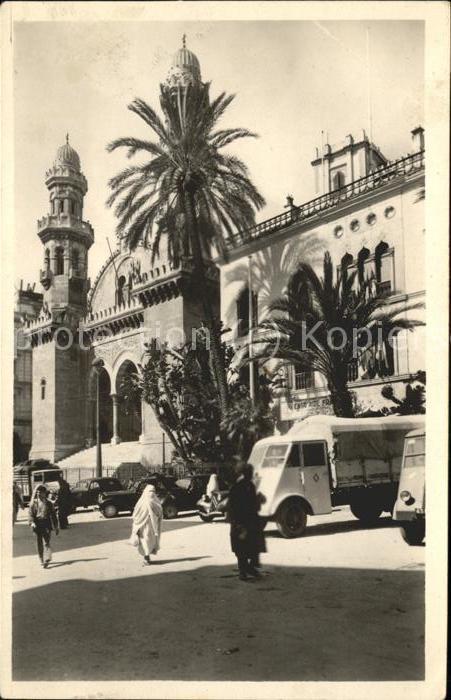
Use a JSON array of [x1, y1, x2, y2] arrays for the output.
[[248, 414, 424, 538], [393, 428, 425, 545]]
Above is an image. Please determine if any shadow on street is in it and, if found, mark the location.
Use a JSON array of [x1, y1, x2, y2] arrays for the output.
[[13, 517, 202, 558], [13, 563, 424, 682]]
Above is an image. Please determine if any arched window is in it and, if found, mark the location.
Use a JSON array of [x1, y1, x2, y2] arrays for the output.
[[58, 200, 64, 214], [340, 253, 354, 285], [357, 247, 370, 285], [44, 248, 50, 271], [55, 247, 64, 275], [72, 249, 80, 275], [70, 200, 76, 215], [375, 241, 392, 295], [116, 275, 127, 306], [333, 171, 345, 190], [40, 378, 46, 400]]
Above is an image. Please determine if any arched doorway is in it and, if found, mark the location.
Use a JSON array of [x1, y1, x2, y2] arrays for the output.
[[89, 367, 113, 444], [116, 360, 142, 442]]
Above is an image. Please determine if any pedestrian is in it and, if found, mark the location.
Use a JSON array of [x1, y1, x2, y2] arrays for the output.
[[206, 469, 220, 512], [13, 481, 25, 525], [228, 462, 266, 581], [28, 485, 59, 568], [56, 475, 72, 529], [129, 484, 163, 566]]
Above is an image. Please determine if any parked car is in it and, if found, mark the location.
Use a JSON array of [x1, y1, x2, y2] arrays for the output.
[[98, 473, 210, 519], [71, 477, 124, 511]]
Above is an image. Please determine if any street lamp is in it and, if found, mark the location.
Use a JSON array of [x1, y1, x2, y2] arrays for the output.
[[92, 357, 104, 478]]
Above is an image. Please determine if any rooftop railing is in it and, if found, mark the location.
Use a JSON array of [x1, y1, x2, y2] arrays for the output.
[[225, 150, 424, 249]]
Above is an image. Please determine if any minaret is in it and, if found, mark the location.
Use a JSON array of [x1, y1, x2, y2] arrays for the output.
[[38, 135, 94, 322], [28, 138, 94, 462]]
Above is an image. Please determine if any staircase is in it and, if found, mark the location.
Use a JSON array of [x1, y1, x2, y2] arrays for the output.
[[57, 441, 143, 469]]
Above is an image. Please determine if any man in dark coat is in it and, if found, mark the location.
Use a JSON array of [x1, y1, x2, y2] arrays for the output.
[[228, 463, 266, 581], [28, 485, 59, 568], [56, 476, 72, 529]]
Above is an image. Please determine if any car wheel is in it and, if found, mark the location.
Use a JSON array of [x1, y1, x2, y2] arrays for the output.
[[401, 521, 425, 546], [276, 500, 308, 538], [103, 504, 118, 519], [163, 502, 178, 519]]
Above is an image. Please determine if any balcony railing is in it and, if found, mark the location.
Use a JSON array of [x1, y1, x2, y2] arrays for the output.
[[294, 371, 315, 391], [225, 150, 424, 249], [37, 214, 94, 238], [376, 280, 392, 296]]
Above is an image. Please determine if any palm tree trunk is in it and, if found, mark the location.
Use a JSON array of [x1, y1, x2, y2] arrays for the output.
[[184, 190, 229, 414], [328, 373, 355, 418]]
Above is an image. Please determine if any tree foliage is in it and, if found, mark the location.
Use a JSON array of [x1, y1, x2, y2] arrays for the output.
[[120, 331, 274, 465], [107, 81, 265, 414]]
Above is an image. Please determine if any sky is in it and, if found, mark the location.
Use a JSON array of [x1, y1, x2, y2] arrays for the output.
[[14, 20, 424, 289]]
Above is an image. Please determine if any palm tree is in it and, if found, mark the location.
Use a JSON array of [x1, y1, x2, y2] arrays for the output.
[[256, 252, 424, 417], [106, 82, 265, 413]]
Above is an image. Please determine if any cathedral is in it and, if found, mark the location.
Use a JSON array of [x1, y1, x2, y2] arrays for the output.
[[22, 41, 425, 469]]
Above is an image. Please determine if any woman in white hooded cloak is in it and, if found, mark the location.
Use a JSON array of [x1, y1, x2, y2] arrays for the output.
[[129, 484, 163, 565]]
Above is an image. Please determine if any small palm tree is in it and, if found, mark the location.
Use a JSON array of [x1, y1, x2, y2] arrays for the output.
[[256, 252, 424, 417], [106, 81, 265, 413]]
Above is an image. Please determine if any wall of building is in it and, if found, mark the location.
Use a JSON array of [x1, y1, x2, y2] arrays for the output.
[[30, 341, 56, 460], [220, 168, 425, 424]]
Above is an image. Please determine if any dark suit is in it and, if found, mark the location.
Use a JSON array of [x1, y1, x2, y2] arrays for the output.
[[57, 480, 72, 529], [28, 499, 58, 563], [228, 476, 266, 576]]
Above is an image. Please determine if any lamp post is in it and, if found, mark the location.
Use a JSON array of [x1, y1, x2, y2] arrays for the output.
[[92, 357, 104, 478], [248, 255, 255, 406]]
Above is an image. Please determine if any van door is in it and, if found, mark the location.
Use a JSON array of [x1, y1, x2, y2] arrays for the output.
[[300, 441, 332, 514]]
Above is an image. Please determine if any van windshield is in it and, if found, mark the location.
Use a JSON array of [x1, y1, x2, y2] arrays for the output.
[[404, 437, 425, 467], [261, 444, 290, 469]]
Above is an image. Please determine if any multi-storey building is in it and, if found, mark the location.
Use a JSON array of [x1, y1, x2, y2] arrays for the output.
[[14, 283, 43, 461], [221, 128, 425, 429]]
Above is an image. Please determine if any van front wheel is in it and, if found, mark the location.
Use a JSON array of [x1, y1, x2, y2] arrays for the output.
[[401, 521, 425, 546], [276, 500, 308, 538], [350, 493, 382, 524]]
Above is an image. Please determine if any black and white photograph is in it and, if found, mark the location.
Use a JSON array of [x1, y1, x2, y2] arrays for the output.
[[1, 2, 449, 699]]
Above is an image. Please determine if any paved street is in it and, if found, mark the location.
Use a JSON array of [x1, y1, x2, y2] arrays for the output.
[[13, 506, 424, 682]]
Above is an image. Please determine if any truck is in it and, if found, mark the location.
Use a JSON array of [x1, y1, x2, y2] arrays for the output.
[[393, 427, 425, 545], [248, 414, 425, 538], [13, 461, 63, 505]]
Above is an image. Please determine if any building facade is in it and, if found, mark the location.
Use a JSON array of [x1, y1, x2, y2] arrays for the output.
[[24, 42, 425, 466], [221, 128, 425, 429], [14, 283, 43, 462]]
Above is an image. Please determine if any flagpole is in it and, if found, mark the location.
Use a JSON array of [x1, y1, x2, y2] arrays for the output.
[[248, 255, 255, 406], [321, 130, 325, 195]]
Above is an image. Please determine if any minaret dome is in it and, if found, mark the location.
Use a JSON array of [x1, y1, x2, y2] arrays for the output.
[[166, 36, 202, 89]]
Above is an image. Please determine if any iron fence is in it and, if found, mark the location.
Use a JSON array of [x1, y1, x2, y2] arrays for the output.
[[61, 461, 222, 486]]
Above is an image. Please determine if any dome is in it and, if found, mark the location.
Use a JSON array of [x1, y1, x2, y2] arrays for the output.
[[172, 46, 201, 81], [166, 36, 202, 88], [54, 135, 81, 171]]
